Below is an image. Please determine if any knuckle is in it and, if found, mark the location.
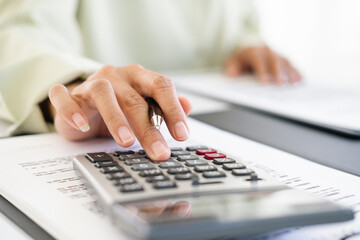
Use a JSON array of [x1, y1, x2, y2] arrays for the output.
[[139, 125, 157, 143], [167, 105, 183, 119], [127, 63, 144, 70], [91, 65, 116, 80], [105, 113, 121, 127], [121, 91, 146, 111], [150, 75, 174, 91], [98, 65, 114, 74], [89, 78, 112, 94], [56, 102, 77, 118], [56, 107, 69, 117]]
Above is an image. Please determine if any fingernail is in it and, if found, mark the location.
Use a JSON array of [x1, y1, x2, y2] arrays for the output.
[[117, 126, 134, 144], [151, 141, 169, 159], [72, 113, 90, 132], [174, 121, 189, 140]]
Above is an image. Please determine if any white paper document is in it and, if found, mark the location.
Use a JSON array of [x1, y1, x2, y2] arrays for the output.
[[0, 119, 360, 239], [172, 71, 360, 135]]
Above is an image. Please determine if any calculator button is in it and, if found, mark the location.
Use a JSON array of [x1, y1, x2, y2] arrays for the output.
[[194, 165, 217, 172], [118, 154, 143, 160], [86, 152, 113, 162], [175, 173, 196, 180], [203, 171, 226, 178], [177, 155, 199, 161], [167, 167, 191, 174], [246, 173, 261, 181], [131, 163, 156, 171], [185, 159, 208, 167], [186, 145, 208, 151], [149, 157, 176, 164], [153, 180, 177, 189], [204, 153, 226, 160], [146, 175, 169, 183], [170, 147, 184, 151], [106, 172, 131, 180], [232, 169, 254, 176], [139, 169, 163, 177], [112, 178, 136, 186], [100, 166, 124, 173], [213, 158, 236, 165], [125, 158, 149, 165], [223, 163, 246, 170], [171, 151, 191, 157], [120, 183, 144, 192], [159, 161, 183, 169], [94, 161, 119, 168], [191, 175, 200, 185], [138, 149, 146, 155], [196, 149, 217, 155], [114, 150, 134, 156]]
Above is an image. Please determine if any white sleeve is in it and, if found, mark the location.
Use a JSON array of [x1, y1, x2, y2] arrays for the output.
[[237, 1, 263, 49], [0, 0, 102, 137]]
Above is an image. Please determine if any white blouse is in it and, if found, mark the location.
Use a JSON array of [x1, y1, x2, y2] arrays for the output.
[[0, 0, 261, 137]]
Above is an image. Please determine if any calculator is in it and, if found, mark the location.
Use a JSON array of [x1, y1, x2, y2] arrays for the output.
[[73, 145, 354, 240]]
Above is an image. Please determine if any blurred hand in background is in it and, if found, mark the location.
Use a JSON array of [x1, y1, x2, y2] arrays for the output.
[[226, 46, 302, 84]]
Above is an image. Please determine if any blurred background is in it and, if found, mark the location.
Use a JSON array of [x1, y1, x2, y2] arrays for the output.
[[256, 0, 360, 89]]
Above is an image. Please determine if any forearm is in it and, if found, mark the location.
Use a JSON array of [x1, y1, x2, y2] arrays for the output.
[[0, 0, 101, 136]]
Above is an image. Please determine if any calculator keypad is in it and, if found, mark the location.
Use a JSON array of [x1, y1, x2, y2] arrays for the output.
[[85, 145, 260, 194]]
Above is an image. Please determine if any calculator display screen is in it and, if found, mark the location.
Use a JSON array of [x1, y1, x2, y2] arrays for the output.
[[121, 188, 328, 224]]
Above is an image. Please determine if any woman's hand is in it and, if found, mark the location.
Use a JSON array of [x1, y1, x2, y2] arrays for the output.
[[226, 46, 302, 84], [48, 64, 192, 161]]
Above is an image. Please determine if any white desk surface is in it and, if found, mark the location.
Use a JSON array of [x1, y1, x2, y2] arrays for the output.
[[0, 72, 359, 239]]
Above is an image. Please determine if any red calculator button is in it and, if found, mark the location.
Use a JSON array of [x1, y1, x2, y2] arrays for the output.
[[196, 149, 217, 155], [204, 153, 226, 160]]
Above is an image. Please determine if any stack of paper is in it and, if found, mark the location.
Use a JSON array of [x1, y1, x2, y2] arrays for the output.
[[172, 71, 360, 136]]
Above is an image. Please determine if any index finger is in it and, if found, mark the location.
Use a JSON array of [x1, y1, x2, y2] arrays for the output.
[[124, 65, 190, 142], [114, 82, 171, 161]]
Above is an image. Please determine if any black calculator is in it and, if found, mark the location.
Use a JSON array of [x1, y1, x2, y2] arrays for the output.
[[73, 145, 353, 240]]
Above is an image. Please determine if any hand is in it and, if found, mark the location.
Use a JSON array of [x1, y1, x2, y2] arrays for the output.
[[226, 46, 302, 84], [48, 64, 192, 161]]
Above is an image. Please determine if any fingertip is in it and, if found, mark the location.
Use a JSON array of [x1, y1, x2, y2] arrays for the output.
[[174, 121, 189, 141], [72, 113, 90, 132], [258, 74, 271, 84], [295, 72, 303, 82], [226, 64, 240, 77], [274, 72, 287, 85], [280, 74, 288, 84], [149, 140, 171, 161], [289, 75, 298, 84], [275, 78, 283, 85], [179, 96, 192, 116], [79, 123, 90, 132], [117, 126, 136, 147]]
